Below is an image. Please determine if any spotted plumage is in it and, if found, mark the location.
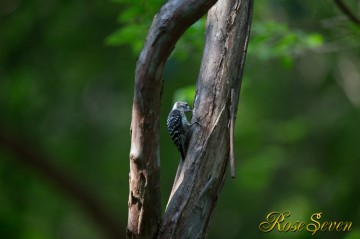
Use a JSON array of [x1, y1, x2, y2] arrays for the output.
[[167, 102, 193, 160]]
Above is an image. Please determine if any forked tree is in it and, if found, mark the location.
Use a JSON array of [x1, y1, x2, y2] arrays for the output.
[[1, 0, 359, 238], [128, 0, 254, 238]]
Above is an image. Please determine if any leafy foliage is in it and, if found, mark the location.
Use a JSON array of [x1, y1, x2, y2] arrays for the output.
[[249, 22, 324, 67], [106, 0, 207, 60], [107, 0, 326, 66]]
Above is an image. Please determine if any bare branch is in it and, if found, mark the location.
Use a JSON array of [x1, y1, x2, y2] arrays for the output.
[[128, 0, 218, 238], [0, 127, 122, 239], [229, 88, 236, 178], [334, 0, 360, 25], [159, 0, 253, 238]]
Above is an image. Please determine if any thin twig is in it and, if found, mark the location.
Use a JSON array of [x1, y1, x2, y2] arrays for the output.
[[334, 0, 360, 26]]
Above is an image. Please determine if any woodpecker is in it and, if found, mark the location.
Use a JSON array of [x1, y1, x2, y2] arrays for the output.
[[167, 101, 195, 160]]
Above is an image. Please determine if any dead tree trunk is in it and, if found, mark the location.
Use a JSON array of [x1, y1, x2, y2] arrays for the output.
[[159, 0, 253, 238], [128, 0, 253, 238]]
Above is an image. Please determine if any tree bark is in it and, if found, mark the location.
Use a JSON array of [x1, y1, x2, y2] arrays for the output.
[[159, 0, 253, 238], [127, 0, 218, 238]]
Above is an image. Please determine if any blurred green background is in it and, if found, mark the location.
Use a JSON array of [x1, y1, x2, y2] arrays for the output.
[[1, 0, 360, 238]]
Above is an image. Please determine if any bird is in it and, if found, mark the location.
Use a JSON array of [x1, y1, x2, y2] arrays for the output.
[[166, 101, 197, 160]]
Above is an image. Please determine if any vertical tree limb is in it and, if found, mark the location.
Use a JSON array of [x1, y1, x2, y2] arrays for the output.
[[128, 0, 218, 238], [159, 0, 253, 238], [229, 88, 236, 178]]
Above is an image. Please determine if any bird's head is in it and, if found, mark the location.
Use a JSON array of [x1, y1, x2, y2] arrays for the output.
[[172, 101, 192, 112]]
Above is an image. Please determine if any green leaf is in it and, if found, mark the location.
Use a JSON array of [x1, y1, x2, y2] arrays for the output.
[[173, 85, 195, 104], [305, 33, 324, 47]]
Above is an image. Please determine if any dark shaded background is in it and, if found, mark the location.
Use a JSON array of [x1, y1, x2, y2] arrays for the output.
[[1, 0, 359, 238]]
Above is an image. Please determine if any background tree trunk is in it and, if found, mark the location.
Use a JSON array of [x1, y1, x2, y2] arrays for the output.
[[128, 0, 253, 238]]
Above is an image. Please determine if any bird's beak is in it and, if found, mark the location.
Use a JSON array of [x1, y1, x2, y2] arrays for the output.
[[187, 105, 192, 112]]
